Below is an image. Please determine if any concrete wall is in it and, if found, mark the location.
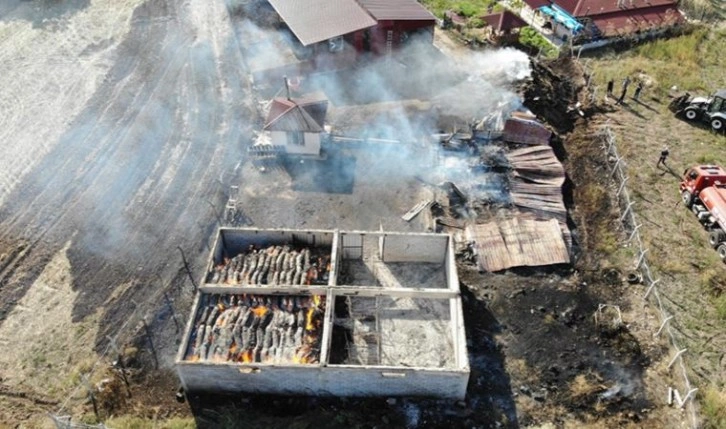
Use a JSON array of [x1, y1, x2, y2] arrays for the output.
[[270, 131, 321, 155], [382, 234, 448, 263], [177, 362, 468, 399], [210, 228, 335, 268]]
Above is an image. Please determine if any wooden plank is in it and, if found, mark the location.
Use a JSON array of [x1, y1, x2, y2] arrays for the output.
[[402, 200, 433, 222]]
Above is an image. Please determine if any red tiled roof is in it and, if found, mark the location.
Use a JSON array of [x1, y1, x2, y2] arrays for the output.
[[264, 93, 329, 133], [267, 0, 376, 46], [480, 10, 528, 31], [523, 0, 551, 9], [591, 4, 684, 36], [357, 0, 435, 20], [555, 0, 678, 17]]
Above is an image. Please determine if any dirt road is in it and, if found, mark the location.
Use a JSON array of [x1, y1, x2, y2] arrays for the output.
[[0, 0, 256, 417]]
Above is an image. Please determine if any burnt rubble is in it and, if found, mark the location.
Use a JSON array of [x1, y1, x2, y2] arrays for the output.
[[186, 294, 325, 365], [206, 245, 331, 286]]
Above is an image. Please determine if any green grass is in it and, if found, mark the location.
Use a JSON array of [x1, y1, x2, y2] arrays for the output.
[[103, 416, 195, 429], [421, 0, 497, 18], [716, 295, 726, 320], [702, 387, 726, 429], [592, 26, 726, 96]]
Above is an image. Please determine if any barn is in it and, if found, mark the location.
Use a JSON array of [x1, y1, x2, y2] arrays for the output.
[[265, 0, 436, 57]]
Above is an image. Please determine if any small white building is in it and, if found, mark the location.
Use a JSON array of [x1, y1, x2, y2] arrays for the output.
[[263, 93, 328, 156]]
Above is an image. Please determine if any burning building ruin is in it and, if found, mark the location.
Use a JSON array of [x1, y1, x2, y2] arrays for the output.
[[176, 228, 469, 398]]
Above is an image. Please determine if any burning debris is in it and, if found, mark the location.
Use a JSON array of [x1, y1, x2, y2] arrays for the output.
[[206, 245, 331, 286], [186, 294, 325, 365]]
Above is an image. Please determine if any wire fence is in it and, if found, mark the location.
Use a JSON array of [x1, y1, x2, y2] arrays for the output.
[[598, 120, 699, 428], [569, 50, 699, 426]]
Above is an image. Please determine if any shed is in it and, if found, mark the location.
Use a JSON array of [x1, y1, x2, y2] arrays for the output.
[[480, 11, 528, 43], [266, 0, 376, 47], [264, 93, 329, 156]]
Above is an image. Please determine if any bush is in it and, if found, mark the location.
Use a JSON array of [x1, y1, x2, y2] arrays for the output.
[[519, 26, 557, 57], [456, 1, 482, 17], [467, 17, 486, 29]]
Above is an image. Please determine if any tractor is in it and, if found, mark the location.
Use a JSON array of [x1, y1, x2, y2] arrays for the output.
[[669, 89, 726, 133]]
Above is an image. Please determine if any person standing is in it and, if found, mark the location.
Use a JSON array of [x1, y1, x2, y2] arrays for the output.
[[606, 79, 614, 98], [657, 146, 669, 168], [633, 81, 644, 101], [617, 76, 631, 105]]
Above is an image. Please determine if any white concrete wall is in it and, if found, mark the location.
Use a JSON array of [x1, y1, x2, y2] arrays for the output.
[[177, 362, 469, 399], [270, 131, 321, 155], [382, 234, 448, 263], [270, 131, 287, 147]]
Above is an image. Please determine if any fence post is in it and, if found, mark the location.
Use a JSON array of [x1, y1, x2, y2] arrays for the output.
[[628, 224, 641, 242], [617, 176, 629, 198], [668, 348, 687, 369], [620, 201, 635, 222], [81, 375, 99, 421], [611, 156, 624, 177], [654, 315, 673, 337], [643, 278, 659, 299], [106, 335, 132, 398], [177, 246, 198, 293]]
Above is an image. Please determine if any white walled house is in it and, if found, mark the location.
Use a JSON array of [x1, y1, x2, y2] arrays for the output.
[[263, 93, 328, 156]]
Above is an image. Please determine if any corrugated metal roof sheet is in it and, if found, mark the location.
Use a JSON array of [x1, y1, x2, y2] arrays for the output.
[[267, 0, 376, 46], [554, 0, 677, 17], [590, 5, 684, 36], [466, 218, 570, 272], [357, 0, 436, 20], [480, 11, 528, 31], [503, 117, 552, 146], [523, 0, 551, 9], [264, 94, 328, 132]]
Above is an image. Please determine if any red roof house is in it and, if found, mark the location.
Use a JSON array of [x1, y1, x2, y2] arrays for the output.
[[264, 93, 328, 155]]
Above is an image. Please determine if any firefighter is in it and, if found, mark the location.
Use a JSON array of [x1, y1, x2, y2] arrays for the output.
[[633, 81, 644, 101], [657, 146, 670, 168], [606, 79, 614, 98]]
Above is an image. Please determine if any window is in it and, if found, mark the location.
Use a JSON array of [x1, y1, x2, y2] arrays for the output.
[[709, 97, 724, 113], [288, 132, 304, 146]]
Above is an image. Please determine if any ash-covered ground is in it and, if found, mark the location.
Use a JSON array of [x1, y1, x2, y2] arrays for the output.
[[0, 0, 689, 427]]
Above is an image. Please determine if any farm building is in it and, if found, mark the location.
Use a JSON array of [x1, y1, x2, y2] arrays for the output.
[[480, 10, 529, 44], [262, 92, 328, 156], [265, 0, 436, 57], [176, 228, 469, 399], [519, 0, 683, 42]]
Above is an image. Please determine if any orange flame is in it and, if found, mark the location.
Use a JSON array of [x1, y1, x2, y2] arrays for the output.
[[240, 350, 254, 363], [252, 306, 268, 318], [312, 295, 321, 307], [305, 308, 315, 331]]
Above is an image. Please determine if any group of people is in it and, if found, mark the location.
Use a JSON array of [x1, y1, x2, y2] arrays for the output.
[[604, 76, 671, 168], [606, 76, 644, 104]]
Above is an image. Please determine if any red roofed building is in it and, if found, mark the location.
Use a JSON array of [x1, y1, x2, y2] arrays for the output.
[[562, 0, 683, 37], [264, 93, 329, 155], [266, 0, 436, 58]]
